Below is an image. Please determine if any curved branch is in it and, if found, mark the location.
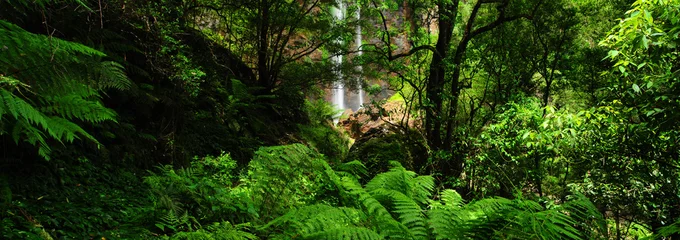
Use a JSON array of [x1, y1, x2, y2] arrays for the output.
[[371, 0, 440, 61]]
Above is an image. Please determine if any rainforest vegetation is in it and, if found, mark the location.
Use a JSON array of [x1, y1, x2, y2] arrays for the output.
[[1, 0, 680, 239]]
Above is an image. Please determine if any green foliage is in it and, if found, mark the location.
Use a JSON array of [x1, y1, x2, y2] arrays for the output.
[[2, 0, 680, 239], [298, 124, 350, 163], [239, 144, 340, 221], [264, 162, 607, 239], [1, 161, 155, 239], [167, 222, 257, 240], [298, 99, 350, 162], [347, 129, 428, 178], [648, 219, 680, 239], [468, 96, 584, 198], [0, 20, 130, 159], [303, 99, 342, 125], [145, 152, 253, 234]]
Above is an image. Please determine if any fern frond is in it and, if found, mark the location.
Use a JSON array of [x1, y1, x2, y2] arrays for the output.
[[647, 218, 680, 240], [341, 176, 412, 238], [371, 188, 428, 239], [301, 226, 383, 240], [0, 20, 103, 59], [337, 160, 368, 178], [43, 116, 98, 144], [0, 89, 49, 130], [94, 61, 133, 91], [0, 20, 129, 159], [42, 94, 117, 123]]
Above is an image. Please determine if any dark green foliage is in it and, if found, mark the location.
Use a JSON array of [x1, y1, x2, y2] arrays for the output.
[[145, 152, 254, 233], [298, 124, 350, 163], [347, 129, 428, 178], [166, 222, 257, 240], [0, 161, 154, 239], [304, 99, 342, 125], [243, 144, 341, 221], [1, 0, 680, 239], [0, 20, 130, 159], [648, 219, 680, 240], [264, 162, 606, 240], [297, 100, 350, 162]]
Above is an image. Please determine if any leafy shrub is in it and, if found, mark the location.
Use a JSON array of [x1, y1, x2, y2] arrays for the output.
[[164, 222, 258, 240], [298, 124, 350, 163], [303, 99, 341, 125], [347, 129, 428, 178], [1, 161, 154, 239], [145, 152, 255, 234], [238, 144, 341, 222]]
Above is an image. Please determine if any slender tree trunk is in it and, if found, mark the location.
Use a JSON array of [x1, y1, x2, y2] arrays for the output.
[[425, 0, 459, 150], [258, 0, 271, 90], [542, 79, 551, 116]]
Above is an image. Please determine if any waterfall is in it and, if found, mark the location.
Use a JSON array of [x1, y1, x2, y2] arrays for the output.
[[355, 2, 364, 109], [331, 0, 364, 120], [331, 1, 345, 113]]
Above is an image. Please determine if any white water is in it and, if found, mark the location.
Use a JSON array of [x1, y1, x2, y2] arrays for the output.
[[331, 1, 345, 113], [331, 0, 365, 121], [355, 2, 364, 109]]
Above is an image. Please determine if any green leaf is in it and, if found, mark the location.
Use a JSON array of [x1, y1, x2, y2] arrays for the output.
[[608, 50, 619, 58], [522, 131, 531, 140], [632, 83, 641, 93]]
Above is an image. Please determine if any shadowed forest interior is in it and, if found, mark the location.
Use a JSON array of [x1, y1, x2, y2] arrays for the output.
[[1, 0, 680, 239]]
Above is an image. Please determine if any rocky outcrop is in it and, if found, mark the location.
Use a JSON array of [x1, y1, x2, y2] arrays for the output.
[[338, 100, 419, 139], [339, 100, 427, 178]]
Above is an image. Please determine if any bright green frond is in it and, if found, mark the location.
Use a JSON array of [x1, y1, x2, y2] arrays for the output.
[[302, 226, 383, 240]]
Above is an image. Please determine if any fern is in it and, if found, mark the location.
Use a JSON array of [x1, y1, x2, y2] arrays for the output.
[[4, 0, 91, 11], [0, 20, 131, 159], [157, 210, 200, 233], [429, 193, 606, 240], [646, 218, 680, 239], [243, 144, 335, 221], [264, 163, 607, 240], [41, 93, 117, 123], [169, 221, 258, 240], [301, 227, 383, 240]]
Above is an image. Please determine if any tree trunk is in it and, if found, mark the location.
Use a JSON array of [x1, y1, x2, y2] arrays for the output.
[[258, 0, 271, 90], [424, 1, 459, 150]]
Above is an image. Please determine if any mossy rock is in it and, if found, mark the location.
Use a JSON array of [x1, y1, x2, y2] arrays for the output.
[[346, 128, 427, 179]]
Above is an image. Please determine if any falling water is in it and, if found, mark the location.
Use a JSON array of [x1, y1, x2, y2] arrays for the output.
[[331, 1, 345, 113], [355, 2, 364, 109]]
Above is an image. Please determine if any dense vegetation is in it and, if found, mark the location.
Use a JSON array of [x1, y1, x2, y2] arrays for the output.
[[1, 0, 679, 239]]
